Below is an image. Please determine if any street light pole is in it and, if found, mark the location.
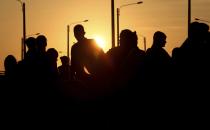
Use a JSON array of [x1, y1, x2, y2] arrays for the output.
[[111, 0, 115, 48], [143, 36, 146, 52], [67, 25, 70, 59], [188, 0, 191, 39], [117, 8, 120, 46], [23, 2, 26, 59], [116, 1, 143, 46], [138, 34, 146, 51], [67, 20, 88, 59], [17, 0, 26, 60]]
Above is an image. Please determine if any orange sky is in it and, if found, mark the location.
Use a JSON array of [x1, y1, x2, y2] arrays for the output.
[[0, 0, 210, 71]]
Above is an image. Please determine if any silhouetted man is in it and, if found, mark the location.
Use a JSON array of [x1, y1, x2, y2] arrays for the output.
[[146, 31, 171, 65], [36, 35, 47, 56], [107, 29, 145, 71], [71, 24, 105, 80], [145, 31, 171, 88], [25, 37, 37, 62]]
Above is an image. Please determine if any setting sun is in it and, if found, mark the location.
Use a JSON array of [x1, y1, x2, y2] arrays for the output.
[[94, 36, 106, 50]]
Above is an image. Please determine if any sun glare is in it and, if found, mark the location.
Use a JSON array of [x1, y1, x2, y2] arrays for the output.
[[94, 36, 105, 49]]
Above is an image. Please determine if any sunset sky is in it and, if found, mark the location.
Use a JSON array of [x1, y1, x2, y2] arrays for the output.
[[0, 0, 210, 71]]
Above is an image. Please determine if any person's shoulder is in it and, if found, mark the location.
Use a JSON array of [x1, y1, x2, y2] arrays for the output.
[[87, 38, 95, 42], [71, 42, 80, 49], [158, 47, 168, 54], [86, 38, 102, 50], [71, 43, 81, 55], [161, 48, 170, 57], [145, 48, 156, 58], [86, 38, 97, 45], [106, 46, 120, 55], [137, 48, 146, 55]]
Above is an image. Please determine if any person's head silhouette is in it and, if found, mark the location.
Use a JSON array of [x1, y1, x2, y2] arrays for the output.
[[153, 31, 167, 48], [60, 56, 70, 66], [120, 29, 138, 48], [36, 35, 47, 52], [25, 37, 36, 51], [47, 48, 58, 62], [4, 55, 17, 77], [74, 24, 86, 41]]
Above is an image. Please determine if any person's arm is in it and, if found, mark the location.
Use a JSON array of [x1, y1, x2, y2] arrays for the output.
[[71, 45, 78, 78]]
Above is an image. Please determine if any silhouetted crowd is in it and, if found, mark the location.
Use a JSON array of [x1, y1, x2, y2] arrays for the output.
[[0, 22, 209, 129]]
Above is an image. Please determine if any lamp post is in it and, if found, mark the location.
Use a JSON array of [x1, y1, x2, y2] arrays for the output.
[[139, 34, 146, 51], [143, 36, 146, 52], [111, 0, 115, 48], [117, 1, 143, 46], [67, 20, 88, 59], [188, 0, 191, 39], [17, 0, 26, 60]]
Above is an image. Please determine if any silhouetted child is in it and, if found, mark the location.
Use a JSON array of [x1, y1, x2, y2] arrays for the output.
[[46, 48, 59, 80], [58, 56, 73, 81], [4, 55, 18, 80]]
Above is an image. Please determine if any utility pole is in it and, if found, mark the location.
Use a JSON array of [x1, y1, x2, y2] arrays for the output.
[[111, 0, 115, 48], [23, 2, 26, 60], [188, 0, 191, 38], [143, 37, 146, 52], [17, 0, 27, 60], [117, 8, 120, 46], [67, 25, 70, 58], [116, 1, 143, 46]]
